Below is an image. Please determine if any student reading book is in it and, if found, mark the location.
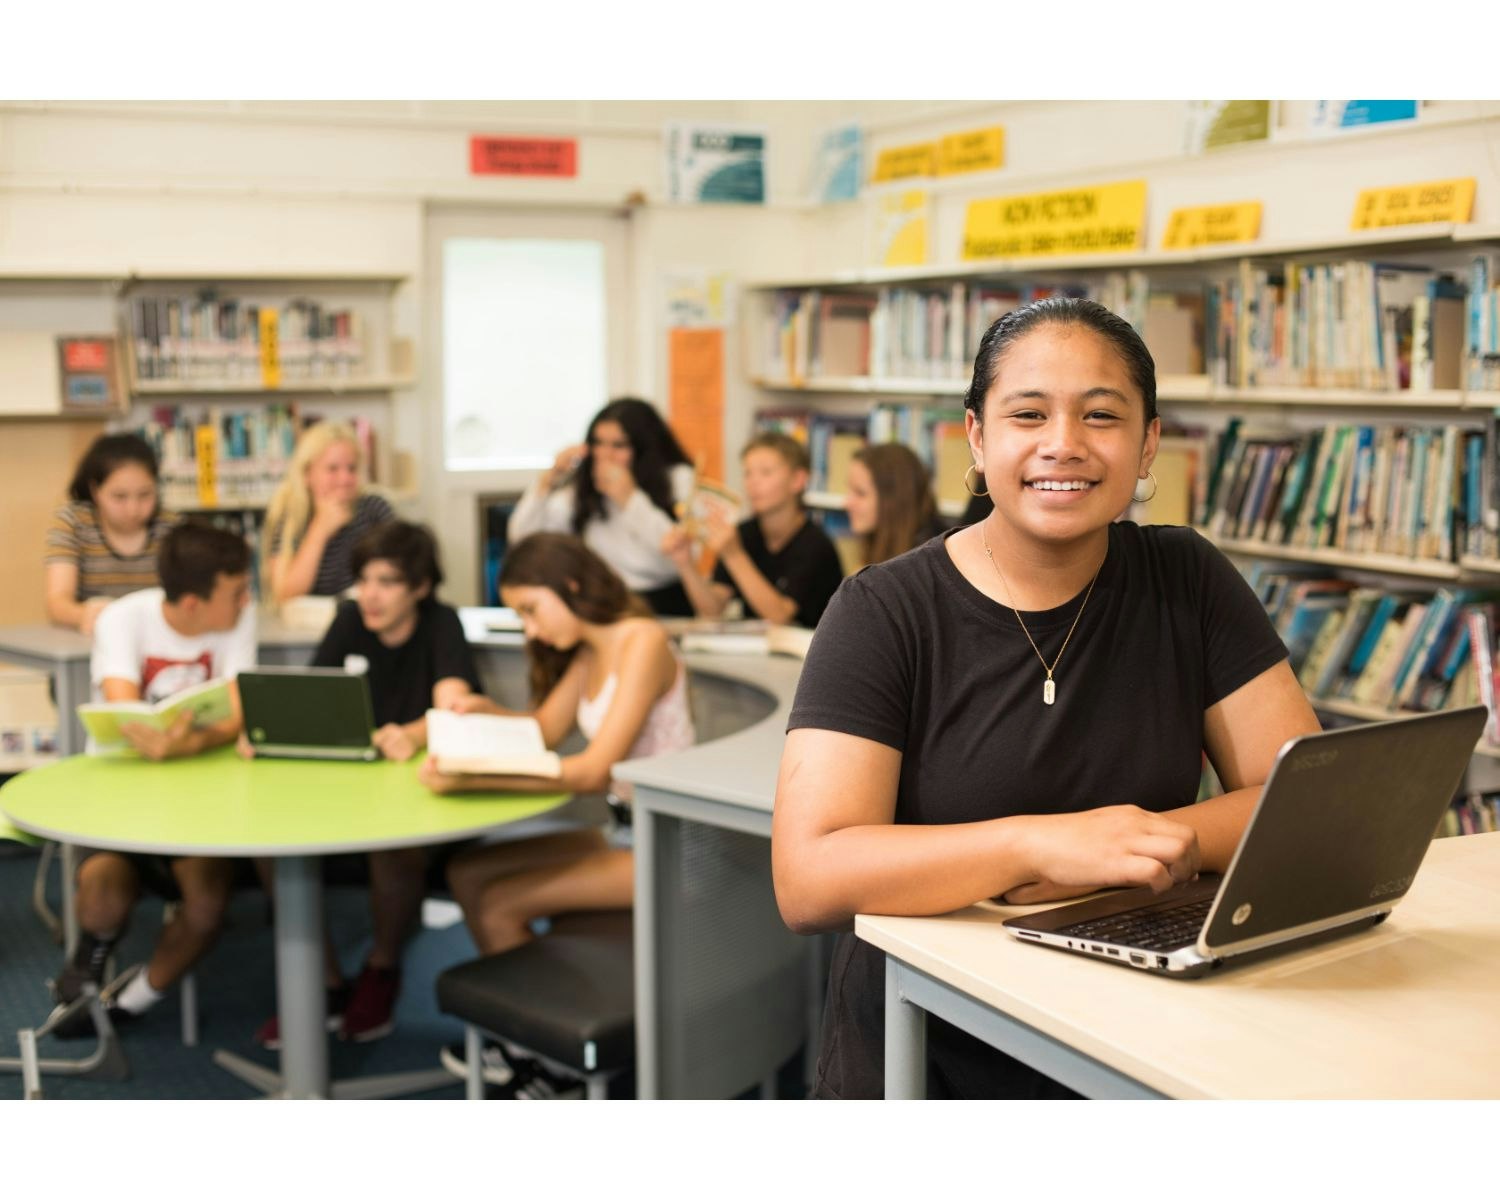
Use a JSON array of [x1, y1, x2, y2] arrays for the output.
[[418, 532, 694, 1096], [251, 520, 482, 1048], [78, 677, 233, 756], [51, 522, 256, 1038]]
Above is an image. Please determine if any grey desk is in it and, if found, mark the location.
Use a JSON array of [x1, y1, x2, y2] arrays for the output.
[[0, 625, 91, 757], [862, 832, 1500, 1100], [615, 653, 819, 1099]]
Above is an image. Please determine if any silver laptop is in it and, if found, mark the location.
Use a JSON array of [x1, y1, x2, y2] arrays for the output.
[[1003, 705, 1487, 977], [238, 667, 378, 762]]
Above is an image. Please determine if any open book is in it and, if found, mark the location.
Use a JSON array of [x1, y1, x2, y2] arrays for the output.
[[77, 678, 233, 757], [426, 709, 563, 778]]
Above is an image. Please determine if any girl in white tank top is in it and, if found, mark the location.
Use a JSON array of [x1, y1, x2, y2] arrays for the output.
[[419, 532, 695, 964]]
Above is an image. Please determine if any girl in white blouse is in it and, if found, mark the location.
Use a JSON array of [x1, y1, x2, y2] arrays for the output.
[[508, 397, 697, 616]]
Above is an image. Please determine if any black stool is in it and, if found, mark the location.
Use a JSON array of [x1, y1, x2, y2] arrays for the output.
[[436, 910, 634, 1100]]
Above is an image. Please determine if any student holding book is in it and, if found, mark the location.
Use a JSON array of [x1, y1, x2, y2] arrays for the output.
[[45, 433, 179, 635], [263, 421, 394, 605], [663, 431, 845, 628], [418, 532, 693, 1096], [843, 442, 946, 567], [251, 520, 482, 1046], [51, 523, 257, 1037], [772, 298, 1320, 1099], [508, 397, 697, 617]]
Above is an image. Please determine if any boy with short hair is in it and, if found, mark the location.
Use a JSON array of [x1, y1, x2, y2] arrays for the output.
[[53, 522, 256, 1035], [665, 431, 845, 628], [254, 520, 481, 1046]]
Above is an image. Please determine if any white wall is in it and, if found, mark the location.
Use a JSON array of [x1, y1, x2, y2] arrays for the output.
[[5, 99, 1499, 603]]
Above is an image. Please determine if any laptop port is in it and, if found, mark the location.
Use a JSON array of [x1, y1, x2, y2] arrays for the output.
[[1129, 954, 1145, 966], [1106, 948, 1119, 957], [1156, 956, 1169, 969], [1090, 945, 1104, 953]]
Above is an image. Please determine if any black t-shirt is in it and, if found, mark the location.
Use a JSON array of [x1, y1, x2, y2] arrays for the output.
[[787, 522, 1288, 1099], [312, 598, 481, 727], [712, 515, 845, 628]]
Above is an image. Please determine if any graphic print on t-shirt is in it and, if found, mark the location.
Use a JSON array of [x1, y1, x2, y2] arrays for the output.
[[141, 652, 213, 704]]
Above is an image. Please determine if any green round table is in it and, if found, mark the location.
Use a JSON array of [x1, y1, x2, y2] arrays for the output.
[[0, 746, 567, 1099]]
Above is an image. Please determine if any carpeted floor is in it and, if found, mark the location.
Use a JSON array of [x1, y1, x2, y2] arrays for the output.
[[0, 843, 476, 1100]]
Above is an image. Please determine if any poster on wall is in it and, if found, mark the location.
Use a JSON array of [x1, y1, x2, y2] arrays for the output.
[[1309, 101, 1420, 133], [1182, 101, 1273, 153], [662, 269, 735, 329], [807, 124, 863, 204], [665, 123, 766, 204], [870, 189, 930, 268], [668, 328, 726, 485]]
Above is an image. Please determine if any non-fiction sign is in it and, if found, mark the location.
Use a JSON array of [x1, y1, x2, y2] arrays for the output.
[[962, 180, 1147, 259], [1350, 178, 1475, 230]]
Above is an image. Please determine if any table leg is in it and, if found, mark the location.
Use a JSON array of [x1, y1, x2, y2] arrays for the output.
[[272, 855, 328, 1099], [633, 802, 660, 1099], [54, 655, 88, 759], [60, 842, 79, 956], [884, 958, 926, 1100]]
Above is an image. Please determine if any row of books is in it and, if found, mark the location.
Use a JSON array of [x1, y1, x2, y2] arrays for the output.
[[129, 296, 368, 384], [754, 405, 971, 505], [1205, 259, 1468, 392], [130, 406, 378, 510], [755, 275, 1209, 387], [1441, 793, 1500, 838], [1469, 252, 1500, 391], [1199, 417, 1500, 561], [1248, 562, 1496, 726]]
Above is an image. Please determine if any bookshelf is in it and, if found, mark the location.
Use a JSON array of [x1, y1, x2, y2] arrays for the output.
[[741, 227, 1500, 795]]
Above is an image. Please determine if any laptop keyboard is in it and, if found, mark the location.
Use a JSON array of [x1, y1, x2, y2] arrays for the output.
[[1055, 896, 1215, 952]]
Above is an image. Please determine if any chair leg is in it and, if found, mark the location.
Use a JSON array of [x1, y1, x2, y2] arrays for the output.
[[180, 972, 198, 1047], [31, 841, 62, 944], [465, 1024, 484, 1101]]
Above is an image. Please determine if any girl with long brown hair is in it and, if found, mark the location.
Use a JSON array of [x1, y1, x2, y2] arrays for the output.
[[843, 442, 944, 567]]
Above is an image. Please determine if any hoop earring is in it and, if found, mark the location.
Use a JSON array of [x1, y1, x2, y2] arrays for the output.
[[964, 464, 989, 497], [1133, 471, 1158, 504]]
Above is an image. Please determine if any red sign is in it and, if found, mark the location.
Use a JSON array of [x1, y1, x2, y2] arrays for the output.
[[469, 135, 578, 177], [62, 339, 112, 371]]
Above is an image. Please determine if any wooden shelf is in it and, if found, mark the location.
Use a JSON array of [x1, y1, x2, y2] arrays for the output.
[[1460, 557, 1500, 576], [1195, 386, 1466, 409], [131, 375, 414, 397], [1203, 532, 1462, 581], [1308, 698, 1500, 759]]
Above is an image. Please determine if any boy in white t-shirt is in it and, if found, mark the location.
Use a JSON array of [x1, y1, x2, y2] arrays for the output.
[[52, 522, 257, 1037]]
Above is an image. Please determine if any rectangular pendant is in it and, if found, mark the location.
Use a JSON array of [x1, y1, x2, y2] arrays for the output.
[[1043, 679, 1056, 705]]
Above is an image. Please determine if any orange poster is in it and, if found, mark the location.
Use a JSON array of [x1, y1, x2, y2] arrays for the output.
[[668, 327, 725, 483]]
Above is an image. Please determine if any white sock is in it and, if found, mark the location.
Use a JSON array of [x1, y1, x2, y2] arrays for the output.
[[116, 969, 165, 1015]]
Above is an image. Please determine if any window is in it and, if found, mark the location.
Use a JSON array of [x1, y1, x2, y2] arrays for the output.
[[442, 238, 607, 472]]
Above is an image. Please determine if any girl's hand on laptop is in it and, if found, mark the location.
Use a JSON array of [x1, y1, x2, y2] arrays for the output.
[[373, 722, 418, 762], [1007, 806, 1201, 902]]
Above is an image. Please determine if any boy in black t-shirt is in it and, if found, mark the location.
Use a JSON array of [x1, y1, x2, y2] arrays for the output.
[[664, 432, 845, 628], [255, 521, 481, 1047]]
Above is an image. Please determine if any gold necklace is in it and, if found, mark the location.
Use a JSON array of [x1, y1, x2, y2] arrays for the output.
[[979, 519, 1103, 707]]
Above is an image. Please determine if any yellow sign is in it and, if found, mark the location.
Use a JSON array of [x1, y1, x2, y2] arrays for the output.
[[1162, 202, 1263, 250], [937, 126, 1005, 176], [871, 142, 936, 183], [195, 423, 217, 508], [873, 189, 930, 267], [1350, 178, 1475, 230], [258, 307, 281, 389], [962, 180, 1148, 260]]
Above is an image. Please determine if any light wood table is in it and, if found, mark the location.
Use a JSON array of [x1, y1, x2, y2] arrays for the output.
[[860, 831, 1500, 1100]]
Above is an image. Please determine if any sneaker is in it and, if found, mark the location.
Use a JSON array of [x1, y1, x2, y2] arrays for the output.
[[254, 982, 352, 1051], [439, 1039, 515, 1087], [48, 932, 115, 1006], [51, 998, 137, 1041], [486, 1052, 585, 1100], [339, 963, 400, 1043]]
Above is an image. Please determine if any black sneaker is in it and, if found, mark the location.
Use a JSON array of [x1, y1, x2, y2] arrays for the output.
[[49, 933, 116, 1006], [486, 1052, 585, 1100], [49, 994, 137, 1041]]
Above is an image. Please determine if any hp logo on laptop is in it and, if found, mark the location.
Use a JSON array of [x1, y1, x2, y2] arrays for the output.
[[1288, 749, 1338, 772]]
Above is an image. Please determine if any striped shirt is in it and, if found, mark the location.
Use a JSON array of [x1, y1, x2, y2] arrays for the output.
[[267, 492, 395, 596], [44, 502, 179, 602]]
